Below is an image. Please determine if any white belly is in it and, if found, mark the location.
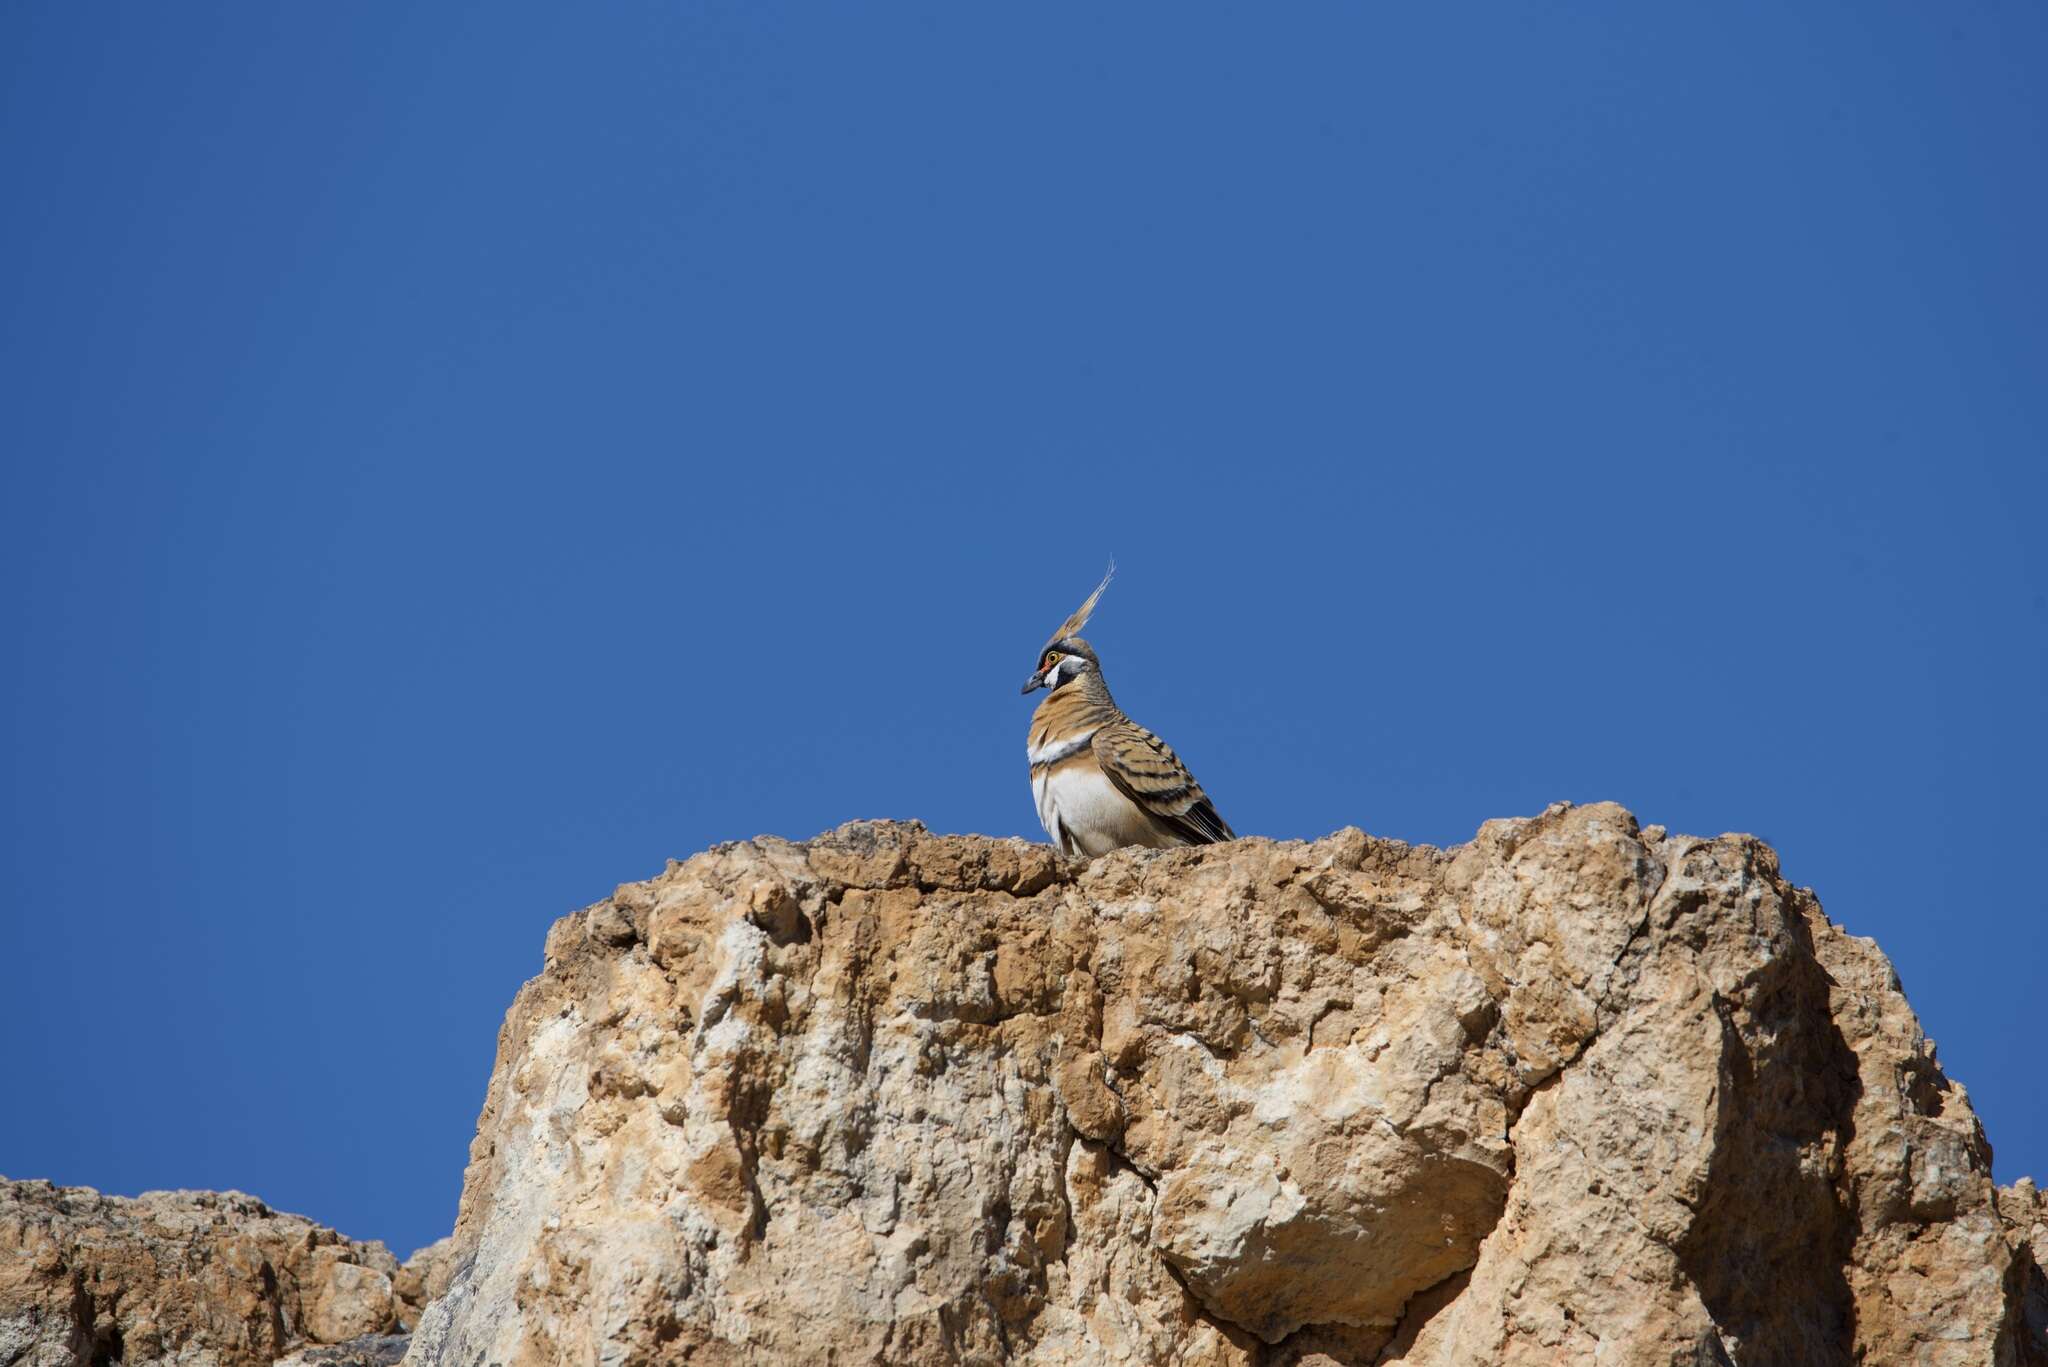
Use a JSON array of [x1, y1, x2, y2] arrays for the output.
[[1033, 761, 1159, 857]]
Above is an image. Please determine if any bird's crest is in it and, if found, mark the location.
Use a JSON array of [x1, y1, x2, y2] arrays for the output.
[[1042, 562, 1114, 653]]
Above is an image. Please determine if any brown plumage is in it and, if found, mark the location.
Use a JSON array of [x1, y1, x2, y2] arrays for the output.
[[1021, 568, 1234, 858]]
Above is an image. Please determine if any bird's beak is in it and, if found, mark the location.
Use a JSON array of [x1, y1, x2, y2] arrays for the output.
[[1021, 670, 1049, 695]]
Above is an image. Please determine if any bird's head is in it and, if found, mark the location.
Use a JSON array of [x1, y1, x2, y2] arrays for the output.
[[1021, 564, 1113, 695], [1022, 637, 1099, 694]]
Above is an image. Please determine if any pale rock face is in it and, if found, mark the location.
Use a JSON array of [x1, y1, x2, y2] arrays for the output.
[[0, 1181, 447, 1367], [394, 803, 2044, 1365]]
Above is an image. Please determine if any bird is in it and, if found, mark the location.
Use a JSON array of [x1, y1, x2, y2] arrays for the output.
[[1020, 565, 1235, 858]]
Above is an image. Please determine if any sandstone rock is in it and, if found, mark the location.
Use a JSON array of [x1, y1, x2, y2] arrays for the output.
[[404, 805, 2045, 1365], [393, 1235, 458, 1314], [0, 1181, 440, 1367], [2001, 1180, 2048, 1364]]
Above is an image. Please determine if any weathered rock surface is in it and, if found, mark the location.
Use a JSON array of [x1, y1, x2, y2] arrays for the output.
[[272, 1335, 411, 1367], [0, 1180, 442, 1367], [397, 803, 2043, 1365], [2005, 1181, 2048, 1364]]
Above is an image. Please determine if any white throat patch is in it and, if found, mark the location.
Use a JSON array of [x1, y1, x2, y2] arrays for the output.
[[1027, 729, 1098, 765]]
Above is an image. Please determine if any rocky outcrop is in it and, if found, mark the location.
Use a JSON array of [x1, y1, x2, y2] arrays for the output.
[[404, 804, 2046, 1365], [0, 1181, 443, 1367]]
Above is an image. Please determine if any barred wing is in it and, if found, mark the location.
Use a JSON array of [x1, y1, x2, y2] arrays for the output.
[[1091, 719, 1235, 846]]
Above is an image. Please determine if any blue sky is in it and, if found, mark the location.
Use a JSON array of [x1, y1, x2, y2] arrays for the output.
[[3, 4, 2043, 1260]]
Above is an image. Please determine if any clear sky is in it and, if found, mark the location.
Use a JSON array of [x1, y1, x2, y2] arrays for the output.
[[3, 4, 2043, 1261]]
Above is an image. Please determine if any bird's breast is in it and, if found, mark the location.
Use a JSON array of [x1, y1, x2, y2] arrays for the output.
[[1034, 753, 1156, 858]]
